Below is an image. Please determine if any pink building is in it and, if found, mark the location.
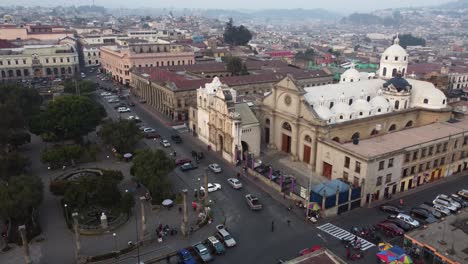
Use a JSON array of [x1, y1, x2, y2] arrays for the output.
[[100, 42, 195, 85], [0, 24, 74, 41]]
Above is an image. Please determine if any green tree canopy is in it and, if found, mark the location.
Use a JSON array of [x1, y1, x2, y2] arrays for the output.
[[63, 79, 97, 95], [393, 34, 426, 48], [31, 95, 105, 142], [223, 18, 252, 46], [225, 56, 249, 76], [99, 119, 143, 154], [131, 149, 175, 203], [295, 48, 316, 60], [0, 175, 43, 221]]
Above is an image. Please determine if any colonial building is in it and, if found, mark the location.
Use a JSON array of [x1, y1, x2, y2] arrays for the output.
[[257, 35, 454, 202], [192, 77, 260, 163], [101, 41, 195, 85], [0, 24, 74, 42], [0, 43, 79, 81]]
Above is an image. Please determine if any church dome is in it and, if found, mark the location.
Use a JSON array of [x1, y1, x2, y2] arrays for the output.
[[383, 76, 412, 92], [351, 99, 372, 115], [340, 67, 361, 83], [314, 105, 333, 120], [409, 79, 447, 110], [381, 36, 408, 58], [331, 101, 352, 118], [370, 96, 390, 113]]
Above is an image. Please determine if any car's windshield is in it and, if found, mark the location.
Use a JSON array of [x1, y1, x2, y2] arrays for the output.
[[224, 234, 232, 240]]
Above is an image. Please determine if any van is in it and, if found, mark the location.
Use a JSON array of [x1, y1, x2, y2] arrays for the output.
[[215, 225, 236, 247]]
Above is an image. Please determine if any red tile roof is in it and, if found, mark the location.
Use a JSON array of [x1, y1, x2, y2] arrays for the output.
[[407, 63, 442, 75]]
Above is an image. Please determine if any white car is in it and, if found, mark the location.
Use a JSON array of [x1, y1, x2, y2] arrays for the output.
[[160, 139, 171, 148], [433, 198, 458, 213], [432, 204, 451, 216], [200, 183, 221, 193], [143, 127, 155, 133], [396, 213, 420, 228], [227, 178, 242, 189], [128, 115, 140, 121], [101, 92, 111, 96], [436, 194, 461, 209], [216, 224, 236, 247], [208, 163, 222, 173], [108, 99, 120, 103], [117, 107, 130, 113]]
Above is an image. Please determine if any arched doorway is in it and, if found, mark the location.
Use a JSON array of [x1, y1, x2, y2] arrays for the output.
[[264, 118, 270, 144], [332, 137, 340, 143], [351, 132, 360, 141], [281, 122, 292, 153], [217, 134, 224, 153], [241, 141, 249, 160], [303, 135, 312, 164], [371, 129, 378, 136]]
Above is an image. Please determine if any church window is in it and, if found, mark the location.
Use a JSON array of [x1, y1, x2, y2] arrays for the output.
[[395, 56, 398, 61], [385, 56, 388, 60], [343, 78, 346, 82], [282, 122, 292, 131], [402, 68, 406, 76], [442, 99, 446, 104], [392, 68, 397, 77], [378, 108, 381, 113], [423, 99, 429, 104], [350, 79, 353, 82], [382, 67, 387, 76], [359, 112, 363, 116], [394, 100, 399, 109], [366, 96, 371, 102], [404, 56, 407, 61], [339, 115, 343, 120], [349, 99, 353, 105], [329, 102, 334, 109], [304, 135, 312, 143], [404, 101, 408, 109], [349, 114, 353, 119]]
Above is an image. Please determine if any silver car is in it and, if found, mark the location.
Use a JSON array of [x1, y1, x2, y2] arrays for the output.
[[437, 194, 461, 209], [433, 204, 451, 216]]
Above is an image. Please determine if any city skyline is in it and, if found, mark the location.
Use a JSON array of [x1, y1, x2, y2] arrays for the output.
[[0, 0, 456, 12]]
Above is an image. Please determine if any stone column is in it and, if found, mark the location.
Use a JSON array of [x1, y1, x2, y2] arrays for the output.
[[139, 196, 147, 238], [72, 212, 81, 258], [181, 189, 189, 237], [18, 225, 31, 264]]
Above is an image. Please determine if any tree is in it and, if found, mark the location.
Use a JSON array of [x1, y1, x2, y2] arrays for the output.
[[223, 18, 252, 46], [295, 48, 316, 60], [0, 175, 43, 222], [226, 57, 243, 76], [393, 34, 426, 48], [131, 149, 175, 203], [63, 79, 97, 95], [41, 144, 83, 169], [99, 119, 143, 153], [30, 95, 104, 142]]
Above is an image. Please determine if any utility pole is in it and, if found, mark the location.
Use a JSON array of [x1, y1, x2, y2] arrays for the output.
[[18, 225, 31, 264], [181, 189, 188, 237]]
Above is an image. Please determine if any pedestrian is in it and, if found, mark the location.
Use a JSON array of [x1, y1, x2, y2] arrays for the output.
[[287, 219, 291, 227], [346, 246, 351, 259], [271, 220, 275, 232], [399, 198, 404, 207]]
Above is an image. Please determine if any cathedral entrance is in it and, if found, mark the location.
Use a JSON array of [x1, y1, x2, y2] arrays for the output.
[[264, 127, 270, 144], [217, 135, 224, 153], [281, 134, 291, 153], [303, 145, 311, 164]]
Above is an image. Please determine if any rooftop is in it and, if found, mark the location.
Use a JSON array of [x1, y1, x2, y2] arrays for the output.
[[328, 118, 468, 159], [406, 210, 468, 264], [234, 103, 259, 126]]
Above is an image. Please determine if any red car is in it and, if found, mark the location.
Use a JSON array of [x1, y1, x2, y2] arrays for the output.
[[299, 245, 322, 256], [377, 222, 404, 236], [176, 158, 191, 166], [145, 132, 160, 139]]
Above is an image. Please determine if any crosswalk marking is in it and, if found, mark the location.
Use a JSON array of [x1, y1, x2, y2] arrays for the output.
[[316, 223, 375, 251]]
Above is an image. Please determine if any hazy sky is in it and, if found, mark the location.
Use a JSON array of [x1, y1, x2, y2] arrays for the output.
[[2, 0, 454, 12]]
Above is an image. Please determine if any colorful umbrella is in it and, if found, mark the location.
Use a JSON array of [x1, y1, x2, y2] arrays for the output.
[[397, 254, 413, 264], [376, 251, 398, 263], [309, 202, 321, 211], [378, 242, 392, 251]]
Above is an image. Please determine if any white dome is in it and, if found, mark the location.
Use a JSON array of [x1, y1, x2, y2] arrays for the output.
[[341, 68, 361, 83], [382, 44, 408, 58], [314, 105, 333, 120], [408, 79, 447, 109], [331, 102, 352, 118], [370, 96, 390, 111], [351, 99, 372, 115]]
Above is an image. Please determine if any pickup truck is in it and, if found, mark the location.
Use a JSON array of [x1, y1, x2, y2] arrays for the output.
[[245, 194, 263, 210]]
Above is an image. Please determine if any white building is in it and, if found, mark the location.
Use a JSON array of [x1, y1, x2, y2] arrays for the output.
[[195, 77, 260, 163]]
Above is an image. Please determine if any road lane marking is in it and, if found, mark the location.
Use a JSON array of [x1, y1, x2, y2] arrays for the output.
[[316, 223, 375, 251]]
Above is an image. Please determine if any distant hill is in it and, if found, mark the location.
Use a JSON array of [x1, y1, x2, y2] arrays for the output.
[[201, 8, 342, 21], [439, 0, 468, 9], [341, 12, 401, 26]]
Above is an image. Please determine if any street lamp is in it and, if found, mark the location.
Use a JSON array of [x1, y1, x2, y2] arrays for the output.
[[112, 233, 117, 253], [64, 203, 69, 224]]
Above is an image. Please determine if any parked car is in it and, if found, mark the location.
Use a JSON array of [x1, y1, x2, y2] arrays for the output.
[[177, 249, 196, 264], [144, 132, 160, 139], [143, 127, 155, 133], [215, 225, 236, 247], [450, 194, 468, 207], [117, 107, 130, 113], [376, 222, 404, 236], [128, 115, 141, 123], [206, 236, 225, 255], [200, 183, 221, 193], [409, 208, 438, 224], [100, 92, 111, 96], [108, 98, 120, 103], [395, 213, 420, 228], [457, 189, 468, 200], [194, 243, 213, 262], [176, 159, 191, 166], [208, 163, 222, 173], [379, 204, 403, 214], [245, 194, 263, 210], [180, 163, 198, 172], [254, 164, 269, 175], [160, 139, 171, 148], [171, 135, 182, 143], [433, 198, 458, 213], [114, 103, 127, 109], [227, 178, 242, 189], [437, 194, 461, 209], [416, 204, 443, 219], [432, 204, 451, 216], [383, 218, 412, 232]]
